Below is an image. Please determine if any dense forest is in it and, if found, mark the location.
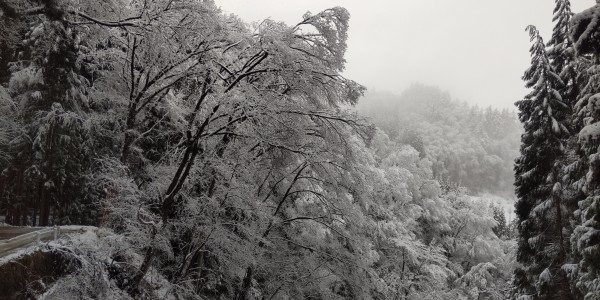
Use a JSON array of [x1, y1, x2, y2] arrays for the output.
[[0, 0, 599, 299], [356, 86, 522, 200]]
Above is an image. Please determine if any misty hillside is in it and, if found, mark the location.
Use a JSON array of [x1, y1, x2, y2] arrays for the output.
[[356, 85, 522, 199]]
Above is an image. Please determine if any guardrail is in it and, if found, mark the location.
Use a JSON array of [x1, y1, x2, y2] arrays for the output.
[[0, 226, 61, 257]]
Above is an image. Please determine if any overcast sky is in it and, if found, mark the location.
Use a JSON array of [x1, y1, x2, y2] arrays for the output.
[[217, 0, 596, 109]]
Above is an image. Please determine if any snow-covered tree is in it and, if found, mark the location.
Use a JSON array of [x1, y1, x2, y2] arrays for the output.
[[514, 25, 575, 299], [548, 0, 574, 75], [569, 3, 600, 298], [0, 1, 522, 299], [0, 11, 96, 226]]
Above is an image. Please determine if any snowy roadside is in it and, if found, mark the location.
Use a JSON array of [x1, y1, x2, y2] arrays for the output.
[[0, 226, 92, 259], [0, 226, 177, 299]]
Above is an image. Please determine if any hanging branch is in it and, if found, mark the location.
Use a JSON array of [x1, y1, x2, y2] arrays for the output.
[[0, 0, 142, 26]]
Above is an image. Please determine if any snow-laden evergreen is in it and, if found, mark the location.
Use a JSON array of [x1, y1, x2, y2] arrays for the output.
[[515, 1, 600, 298], [568, 3, 600, 298], [514, 24, 575, 299]]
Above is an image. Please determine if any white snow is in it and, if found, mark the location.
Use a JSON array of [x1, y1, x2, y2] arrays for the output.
[[0, 244, 39, 266], [539, 268, 552, 284], [552, 117, 560, 134], [561, 264, 578, 273], [571, 4, 600, 53], [579, 123, 600, 143]]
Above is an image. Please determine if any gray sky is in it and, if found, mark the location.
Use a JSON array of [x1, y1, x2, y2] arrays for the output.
[[217, 0, 596, 109]]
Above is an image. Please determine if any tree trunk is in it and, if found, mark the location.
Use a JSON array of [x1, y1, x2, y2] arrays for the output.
[[120, 108, 137, 162], [235, 266, 253, 300], [21, 204, 27, 225], [33, 181, 44, 227], [39, 185, 49, 226], [13, 207, 20, 226], [130, 243, 155, 294], [13, 170, 23, 225]]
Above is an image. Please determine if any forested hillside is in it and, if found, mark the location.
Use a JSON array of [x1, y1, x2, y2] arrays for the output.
[[0, 0, 516, 299], [356, 86, 522, 200]]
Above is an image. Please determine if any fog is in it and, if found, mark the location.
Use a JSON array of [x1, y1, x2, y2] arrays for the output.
[[4, 1, 600, 298], [218, 0, 595, 109]]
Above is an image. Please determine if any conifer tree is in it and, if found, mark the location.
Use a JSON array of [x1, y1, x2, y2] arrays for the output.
[[569, 4, 600, 297], [492, 206, 508, 238], [548, 0, 574, 75], [548, 0, 582, 116], [0, 16, 93, 225], [547, 2, 585, 297], [514, 25, 574, 299]]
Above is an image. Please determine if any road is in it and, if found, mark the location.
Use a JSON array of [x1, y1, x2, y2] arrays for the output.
[[0, 227, 44, 240], [0, 227, 59, 258]]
